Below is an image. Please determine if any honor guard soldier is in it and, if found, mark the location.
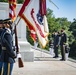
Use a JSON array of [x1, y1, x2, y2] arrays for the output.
[[0, 19, 16, 75], [60, 28, 67, 61], [0, 20, 4, 74]]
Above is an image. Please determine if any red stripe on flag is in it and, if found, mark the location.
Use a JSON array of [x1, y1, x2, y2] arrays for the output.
[[18, 0, 37, 41], [18, 0, 30, 16], [19, 14, 36, 41], [31, 9, 45, 38], [9, 4, 14, 10], [39, 0, 46, 16], [17, 0, 48, 47], [13, 0, 16, 2], [20, 14, 35, 31], [8, 0, 16, 21]]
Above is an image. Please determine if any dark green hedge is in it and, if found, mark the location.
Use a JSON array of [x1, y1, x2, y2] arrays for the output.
[[69, 40, 76, 59]]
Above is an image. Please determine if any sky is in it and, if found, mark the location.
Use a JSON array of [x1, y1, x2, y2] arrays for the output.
[[46, 0, 76, 22]]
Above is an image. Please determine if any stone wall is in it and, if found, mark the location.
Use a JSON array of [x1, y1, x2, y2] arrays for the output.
[[0, 2, 34, 62]]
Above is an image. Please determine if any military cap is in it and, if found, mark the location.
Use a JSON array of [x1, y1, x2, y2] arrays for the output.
[[0, 19, 3, 24]]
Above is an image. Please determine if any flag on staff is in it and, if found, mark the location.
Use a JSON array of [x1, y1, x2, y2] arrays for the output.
[[18, 0, 49, 48], [18, 0, 36, 42], [39, 0, 49, 34], [8, 0, 24, 67], [8, 0, 16, 22], [30, 30, 37, 42]]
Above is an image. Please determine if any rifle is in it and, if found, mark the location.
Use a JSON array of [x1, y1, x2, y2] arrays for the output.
[[14, 18, 24, 68], [2, 18, 24, 67]]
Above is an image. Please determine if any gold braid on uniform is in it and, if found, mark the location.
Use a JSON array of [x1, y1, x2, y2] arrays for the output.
[[1, 64, 4, 75], [8, 63, 10, 75]]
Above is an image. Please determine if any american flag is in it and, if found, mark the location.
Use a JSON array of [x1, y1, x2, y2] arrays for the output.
[[18, 0, 49, 48], [8, 0, 16, 22]]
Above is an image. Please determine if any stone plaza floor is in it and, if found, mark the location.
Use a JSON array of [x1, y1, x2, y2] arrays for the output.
[[13, 47, 76, 75]]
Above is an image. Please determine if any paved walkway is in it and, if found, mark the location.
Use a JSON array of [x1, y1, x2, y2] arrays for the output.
[[13, 47, 76, 75]]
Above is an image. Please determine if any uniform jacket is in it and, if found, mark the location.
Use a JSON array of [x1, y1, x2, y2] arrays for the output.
[[60, 32, 67, 46], [0, 29, 4, 55], [0, 28, 16, 63]]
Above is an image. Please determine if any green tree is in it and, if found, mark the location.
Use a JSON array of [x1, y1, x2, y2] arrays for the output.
[[0, 0, 8, 2], [69, 19, 76, 59], [0, 0, 24, 3], [69, 40, 76, 59], [47, 8, 71, 39], [26, 27, 34, 45], [69, 19, 76, 38], [56, 18, 71, 41], [46, 8, 57, 38], [17, 0, 24, 3]]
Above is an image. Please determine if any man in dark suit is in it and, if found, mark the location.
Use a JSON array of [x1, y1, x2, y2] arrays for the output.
[[53, 31, 59, 58], [60, 28, 67, 61]]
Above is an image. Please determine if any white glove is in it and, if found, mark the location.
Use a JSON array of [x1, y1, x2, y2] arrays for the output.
[[17, 53, 21, 58]]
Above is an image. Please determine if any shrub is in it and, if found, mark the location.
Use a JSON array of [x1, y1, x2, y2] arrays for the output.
[[69, 40, 76, 58]]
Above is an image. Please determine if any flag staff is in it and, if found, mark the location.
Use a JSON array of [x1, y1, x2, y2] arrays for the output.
[[49, 0, 59, 9]]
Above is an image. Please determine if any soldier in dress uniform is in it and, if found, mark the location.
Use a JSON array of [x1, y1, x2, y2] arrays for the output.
[[0, 20, 16, 75], [0, 20, 4, 74], [60, 28, 67, 61]]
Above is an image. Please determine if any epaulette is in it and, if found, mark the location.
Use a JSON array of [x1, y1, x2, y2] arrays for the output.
[[0, 28, 12, 44], [5, 28, 11, 34]]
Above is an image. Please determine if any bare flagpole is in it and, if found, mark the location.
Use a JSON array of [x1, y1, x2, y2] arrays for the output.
[[49, 0, 59, 9]]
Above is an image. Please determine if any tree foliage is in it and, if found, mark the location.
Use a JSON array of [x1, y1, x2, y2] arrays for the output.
[[0, 0, 8, 2], [26, 27, 34, 45], [47, 8, 71, 40], [69, 19, 76, 58], [69, 40, 76, 58], [17, 0, 24, 3], [69, 19, 76, 38], [0, 0, 24, 3]]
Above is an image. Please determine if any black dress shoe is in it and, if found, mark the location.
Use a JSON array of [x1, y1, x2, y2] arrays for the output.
[[53, 56, 59, 58], [53, 56, 56, 58], [60, 59, 65, 61]]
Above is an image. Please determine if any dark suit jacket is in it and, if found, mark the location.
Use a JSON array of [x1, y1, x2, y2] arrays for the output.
[[60, 32, 67, 46], [53, 35, 59, 46], [0, 28, 16, 63]]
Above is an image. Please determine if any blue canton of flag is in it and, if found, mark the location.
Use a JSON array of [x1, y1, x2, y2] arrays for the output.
[[37, 12, 43, 25]]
